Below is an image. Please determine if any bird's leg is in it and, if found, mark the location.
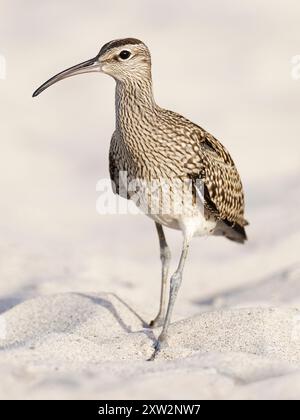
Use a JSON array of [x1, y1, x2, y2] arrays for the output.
[[149, 223, 171, 328], [153, 237, 190, 354]]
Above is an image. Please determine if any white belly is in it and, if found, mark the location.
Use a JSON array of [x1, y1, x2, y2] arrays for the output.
[[126, 175, 217, 239], [149, 212, 216, 240]]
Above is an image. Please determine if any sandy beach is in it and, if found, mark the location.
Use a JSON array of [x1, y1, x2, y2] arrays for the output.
[[1, 0, 300, 399], [1, 292, 300, 399]]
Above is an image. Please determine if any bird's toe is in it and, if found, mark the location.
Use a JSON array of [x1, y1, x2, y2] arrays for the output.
[[149, 316, 165, 328], [147, 336, 169, 361]]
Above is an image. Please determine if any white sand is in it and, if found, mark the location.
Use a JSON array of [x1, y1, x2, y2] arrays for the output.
[[1, 0, 300, 400], [1, 292, 300, 399]]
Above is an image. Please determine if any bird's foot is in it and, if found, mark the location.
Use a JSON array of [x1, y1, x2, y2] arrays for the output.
[[149, 315, 165, 328], [148, 333, 169, 361]]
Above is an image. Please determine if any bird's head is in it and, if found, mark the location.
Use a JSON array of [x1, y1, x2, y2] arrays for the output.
[[99, 38, 151, 81], [33, 38, 151, 97]]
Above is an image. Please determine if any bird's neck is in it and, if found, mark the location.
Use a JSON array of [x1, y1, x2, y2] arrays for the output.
[[115, 78, 157, 133]]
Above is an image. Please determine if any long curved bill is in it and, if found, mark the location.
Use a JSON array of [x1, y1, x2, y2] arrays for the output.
[[32, 56, 100, 97]]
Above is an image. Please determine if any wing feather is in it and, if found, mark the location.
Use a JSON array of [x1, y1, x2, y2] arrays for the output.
[[186, 129, 248, 227]]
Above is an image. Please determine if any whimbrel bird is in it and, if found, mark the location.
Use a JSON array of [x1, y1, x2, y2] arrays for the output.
[[33, 38, 248, 356]]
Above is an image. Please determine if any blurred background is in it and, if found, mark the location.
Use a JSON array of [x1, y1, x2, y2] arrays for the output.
[[0, 0, 300, 319]]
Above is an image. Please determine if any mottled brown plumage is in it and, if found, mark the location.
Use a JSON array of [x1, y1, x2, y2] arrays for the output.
[[107, 41, 248, 243], [33, 37, 249, 357]]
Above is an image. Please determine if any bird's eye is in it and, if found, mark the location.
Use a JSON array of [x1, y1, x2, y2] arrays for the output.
[[118, 50, 131, 60]]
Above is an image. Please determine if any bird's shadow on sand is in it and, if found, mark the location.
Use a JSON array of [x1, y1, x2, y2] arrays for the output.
[[0, 292, 156, 349], [0, 283, 38, 315], [77, 292, 156, 344], [0, 297, 23, 315]]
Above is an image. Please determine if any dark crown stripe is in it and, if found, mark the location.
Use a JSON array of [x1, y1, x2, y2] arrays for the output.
[[99, 38, 143, 56]]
